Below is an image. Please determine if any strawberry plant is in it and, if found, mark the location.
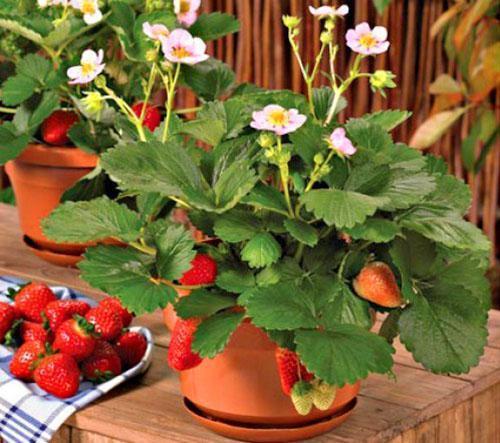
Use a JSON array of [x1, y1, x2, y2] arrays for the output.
[[43, 3, 491, 414]]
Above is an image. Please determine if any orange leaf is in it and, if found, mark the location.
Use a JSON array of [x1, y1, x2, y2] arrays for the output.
[[453, 0, 493, 50]]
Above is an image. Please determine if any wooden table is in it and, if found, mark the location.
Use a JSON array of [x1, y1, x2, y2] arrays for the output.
[[0, 203, 499, 443]]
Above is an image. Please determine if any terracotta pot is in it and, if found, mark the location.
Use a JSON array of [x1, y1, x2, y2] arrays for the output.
[[5, 144, 98, 254], [179, 321, 360, 441], [163, 288, 191, 331]]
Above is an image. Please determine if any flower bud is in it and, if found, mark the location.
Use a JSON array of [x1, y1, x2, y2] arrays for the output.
[[94, 75, 107, 88], [264, 149, 274, 159], [81, 91, 104, 117], [370, 70, 397, 90], [258, 133, 275, 148], [146, 49, 158, 62], [282, 15, 301, 29], [320, 31, 333, 44], [324, 19, 335, 31], [313, 153, 324, 165]]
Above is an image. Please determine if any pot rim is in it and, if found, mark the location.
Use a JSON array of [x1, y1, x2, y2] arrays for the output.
[[14, 143, 98, 168]]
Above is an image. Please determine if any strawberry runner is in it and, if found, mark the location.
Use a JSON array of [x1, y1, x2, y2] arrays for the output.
[[0, 276, 154, 443]]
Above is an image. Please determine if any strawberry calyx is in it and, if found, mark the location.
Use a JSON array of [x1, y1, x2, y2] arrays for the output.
[[87, 369, 115, 383], [74, 315, 98, 337], [3, 318, 23, 347]]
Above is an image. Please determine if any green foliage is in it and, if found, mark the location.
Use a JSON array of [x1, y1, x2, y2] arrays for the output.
[[189, 12, 240, 41], [175, 289, 236, 319], [192, 310, 245, 358], [241, 232, 282, 268], [155, 225, 196, 281], [283, 219, 318, 247], [362, 110, 412, 131]]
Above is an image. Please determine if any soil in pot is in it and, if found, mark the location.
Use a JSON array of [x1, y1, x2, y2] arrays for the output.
[[179, 321, 360, 441], [5, 144, 97, 255]]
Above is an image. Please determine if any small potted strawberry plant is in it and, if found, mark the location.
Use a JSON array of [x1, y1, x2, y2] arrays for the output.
[[43, 3, 491, 442], [0, 0, 238, 265]]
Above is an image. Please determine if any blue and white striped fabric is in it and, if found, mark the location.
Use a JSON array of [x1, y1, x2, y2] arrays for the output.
[[0, 276, 154, 443]]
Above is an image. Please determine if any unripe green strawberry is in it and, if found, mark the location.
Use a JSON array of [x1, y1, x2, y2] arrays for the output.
[[291, 381, 314, 416], [353, 261, 403, 308], [312, 381, 337, 411]]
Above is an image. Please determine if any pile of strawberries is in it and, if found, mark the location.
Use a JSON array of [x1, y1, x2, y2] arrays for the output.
[[0, 282, 147, 399]]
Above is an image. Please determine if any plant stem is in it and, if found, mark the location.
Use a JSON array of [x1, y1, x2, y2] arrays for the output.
[[129, 241, 156, 256], [0, 106, 16, 114], [162, 63, 181, 143], [277, 137, 294, 218], [139, 63, 157, 123], [175, 106, 202, 114]]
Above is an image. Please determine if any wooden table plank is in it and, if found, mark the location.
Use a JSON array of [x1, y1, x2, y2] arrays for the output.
[[1, 203, 499, 443]]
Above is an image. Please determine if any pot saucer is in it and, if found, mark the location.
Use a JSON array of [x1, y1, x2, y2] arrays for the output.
[[23, 235, 83, 268], [183, 397, 357, 442]]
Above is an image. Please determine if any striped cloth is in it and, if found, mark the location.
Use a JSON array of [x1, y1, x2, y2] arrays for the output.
[[0, 276, 153, 443]]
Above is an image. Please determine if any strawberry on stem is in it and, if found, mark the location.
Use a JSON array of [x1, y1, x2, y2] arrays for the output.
[[114, 331, 147, 369], [85, 306, 123, 341], [53, 316, 96, 361], [82, 340, 122, 382], [10, 340, 47, 381], [167, 318, 202, 371], [41, 110, 79, 145], [99, 297, 133, 327], [179, 254, 218, 286], [131, 102, 162, 132], [14, 282, 56, 323], [353, 261, 403, 308], [34, 353, 81, 399], [275, 347, 313, 395]]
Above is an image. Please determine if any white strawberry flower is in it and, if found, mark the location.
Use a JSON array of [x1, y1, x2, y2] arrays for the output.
[[161, 29, 209, 65], [309, 4, 349, 18], [143, 22, 170, 42], [67, 49, 105, 85], [174, 0, 201, 27], [71, 0, 103, 25]]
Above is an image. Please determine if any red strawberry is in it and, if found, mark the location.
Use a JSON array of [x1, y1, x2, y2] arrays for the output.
[[275, 348, 313, 395], [21, 321, 52, 344], [82, 341, 122, 382], [179, 254, 218, 286], [167, 318, 202, 371], [41, 110, 79, 145], [0, 302, 16, 343], [43, 300, 91, 333], [132, 102, 162, 132], [53, 316, 96, 361], [10, 341, 46, 381], [115, 331, 147, 369], [14, 282, 56, 323], [34, 354, 80, 399], [99, 298, 133, 327], [85, 307, 123, 341], [353, 261, 403, 308]]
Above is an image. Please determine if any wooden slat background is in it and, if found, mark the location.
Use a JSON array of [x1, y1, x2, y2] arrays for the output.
[[1, 0, 498, 262]]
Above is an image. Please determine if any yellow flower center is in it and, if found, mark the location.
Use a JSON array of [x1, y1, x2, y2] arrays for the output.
[[82, 0, 96, 14], [180, 0, 190, 13], [267, 110, 289, 126], [171, 46, 191, 59], [359, 33, 376, 48], [81, 62, 95, 76]]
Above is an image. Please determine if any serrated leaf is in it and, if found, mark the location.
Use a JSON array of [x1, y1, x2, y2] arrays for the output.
[[42, 196, 143, 243], [399, 282, 488, 374], [189, 12, 240, 41], [213, 210, 261, 242], [346, 218, 399, 242], [61, 167, 110, 202], [16, 53, 51, 83], [399, 205, 490, 251], [312, 87, 347, 120], [379, 311, 401, 344], [79, 246, 176, 314], [175, 289, 236, 319], [345, 119, 393, 154], [426, 174, 471, 215], [244, 282, 317, 330], [283, 219, 318, 247], [0, 124, 30, 165], [1, 74, 36, 105], [300, 189, 381, 229], [216, 267, 256, 293], [362, 110, 412, 131], [289, 120, 327, 166], [295, 326, 394, 386], [155, 225, 196, 281], [241, 183, 289, 215], [182, 117, 226, 146], [241, 232, 282, 268], [192, 311, 244, 358], [43, 20, 71, 47], [0, 16, 43, 44]]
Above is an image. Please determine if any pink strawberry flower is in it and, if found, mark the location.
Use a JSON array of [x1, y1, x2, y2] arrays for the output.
[[67, 49, 105, 85], [309, 4, 349, 18], [143, 22, 170, 42], [251, 105, 307, 136], [345, 23, 389, 55], [161, 29, 209, 65], [174, 0, 201, 27], [328, 128, 356, 157]]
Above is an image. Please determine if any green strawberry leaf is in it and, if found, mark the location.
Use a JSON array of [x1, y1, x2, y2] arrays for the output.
[[155, 225, 196, 281], [295, 325, 395, 386], [241, 183, 289, 215], [216, 266, 256, 293], [213, 210, 261, 243], [42, 196, 143, 243], [192, 310, 245, 358], [189, 12, 240, 41], [79, 246, 176, 315], [1, 74, 37, 105], [283, 219, 319, 247], [175, 289, 236, 319], [345, 218, 399, 243], [362, 110, 412, 131], [241, 232, 282, 268]]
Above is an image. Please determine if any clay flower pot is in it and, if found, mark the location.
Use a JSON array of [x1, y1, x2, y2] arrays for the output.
[[176, 320, 359, 442], [5, 144, 98, 256]]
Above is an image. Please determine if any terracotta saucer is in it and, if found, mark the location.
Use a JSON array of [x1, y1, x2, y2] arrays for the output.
[[23, 235, 83, 268], [183, 397, 357, 442]]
